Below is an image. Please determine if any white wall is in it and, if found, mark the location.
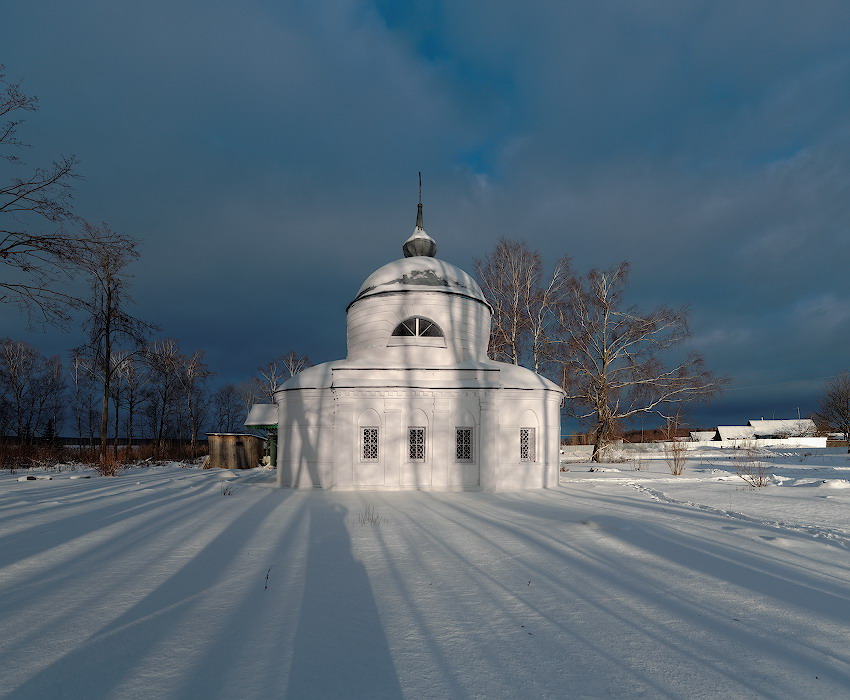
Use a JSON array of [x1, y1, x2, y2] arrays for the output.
[[276, 381, 562, 491], [346, 292, 490, 364]]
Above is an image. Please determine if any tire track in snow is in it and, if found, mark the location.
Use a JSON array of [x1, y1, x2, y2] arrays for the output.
[[629, 483, 850, 550]]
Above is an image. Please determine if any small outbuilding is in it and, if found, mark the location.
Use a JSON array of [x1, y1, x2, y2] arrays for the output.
[[245, 404, 279, 466], [206, 433, 266, 469]]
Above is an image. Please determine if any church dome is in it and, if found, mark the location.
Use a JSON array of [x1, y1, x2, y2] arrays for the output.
[[349, 256, 489, 309], [348, 188, 489, 310]]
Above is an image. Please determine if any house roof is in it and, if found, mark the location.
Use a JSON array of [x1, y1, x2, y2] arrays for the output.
[[747, 419, 816, 437], [245, 403, 278, 426], [716, 425, 756, 441]]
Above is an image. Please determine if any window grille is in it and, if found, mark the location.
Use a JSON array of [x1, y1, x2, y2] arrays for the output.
[[456, 428, 473, 461], [520, 428, 536, 462], [408, 427, 426, 461], [362, 427, 379, 461], [392, 317, 443, 338]]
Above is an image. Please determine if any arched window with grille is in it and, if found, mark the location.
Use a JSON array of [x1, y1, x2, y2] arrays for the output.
[[391, 316, 443, 338]]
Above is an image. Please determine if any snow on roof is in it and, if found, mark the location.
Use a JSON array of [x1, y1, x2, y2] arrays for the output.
[[276, 359, 563, 393], [716, 425, 756, 441], [350, 257, 488, 309], [690, 431, 716, 441], [747, 419, 817, 437], [245, 403, 278, 426], [206, 433, 266, 439], [402, 226, 437, 258]]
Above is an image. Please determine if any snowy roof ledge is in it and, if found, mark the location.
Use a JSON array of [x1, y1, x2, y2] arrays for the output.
[[716, 425, 756, 440], [245, 403, 278, 426]]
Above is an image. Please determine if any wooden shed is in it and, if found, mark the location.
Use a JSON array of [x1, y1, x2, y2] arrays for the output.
[[206, 433, 266, 469]]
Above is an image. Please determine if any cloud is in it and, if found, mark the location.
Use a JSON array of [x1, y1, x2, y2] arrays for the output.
[[792, 293, 850, 334], [3, 0, 850, 429]]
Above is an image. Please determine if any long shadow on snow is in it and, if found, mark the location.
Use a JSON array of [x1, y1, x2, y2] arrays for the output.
[[286, 494, 402, 699], [1, 479, 235, 650], [7, 489, 291, 700], [0, 477, 220, 569], [400, 492, 690, 697], [433, 489, 850, 690]]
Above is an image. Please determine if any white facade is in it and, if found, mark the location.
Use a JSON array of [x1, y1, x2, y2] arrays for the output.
[[274, 208, 563, 491]]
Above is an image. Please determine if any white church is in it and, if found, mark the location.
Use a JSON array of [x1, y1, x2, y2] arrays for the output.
[[248, 200, 563, 491]]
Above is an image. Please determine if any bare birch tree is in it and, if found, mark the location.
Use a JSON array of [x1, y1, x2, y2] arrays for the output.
[[255, 350, 312, 402], [474, 238, 571, 371], [558, 263, 725, 461]]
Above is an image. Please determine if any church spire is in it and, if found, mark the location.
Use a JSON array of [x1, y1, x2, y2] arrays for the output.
[[403, 172, 437, 258], [416, 171, 424, 229]]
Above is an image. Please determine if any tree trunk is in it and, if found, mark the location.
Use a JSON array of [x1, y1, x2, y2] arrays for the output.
[[127, 399, 134, 450], [591, 401, 613, 462], [113, 388, 119, 460], [591, 422, 606, 462], [99, 381, 109, 460], [99, 286, 113, 461]]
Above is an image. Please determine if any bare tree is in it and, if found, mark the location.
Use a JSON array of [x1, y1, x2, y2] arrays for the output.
[[816, 373, 850, 453], [236, 379, 262, 423], [0, 66, 128, 325], [0, 338, 65, 441], [118, 355, 146, 450], [179, 350, 213, 457], [78, 222, 152, 460], [211, 384, 245, 433], [0, 375, 10, 437], [142, 339, 183, 453], [475, 238, 570, 372], [68, 349, 98, 445], [1, 338, 42, 440], [40, 354, 66, 442], [558, 263, 725, 462], [255, 350, 311, 402]]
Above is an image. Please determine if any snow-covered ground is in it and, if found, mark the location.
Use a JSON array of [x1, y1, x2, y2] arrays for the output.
[[1, 448, 849, 699]]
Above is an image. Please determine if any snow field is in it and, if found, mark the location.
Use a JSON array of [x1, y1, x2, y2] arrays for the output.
[[0, 449, 849, 698]]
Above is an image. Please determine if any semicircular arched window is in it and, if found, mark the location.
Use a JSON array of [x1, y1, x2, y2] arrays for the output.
[[392, 316, 444, 338]]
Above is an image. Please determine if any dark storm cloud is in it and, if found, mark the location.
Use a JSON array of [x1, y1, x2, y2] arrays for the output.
[[3, 0, 850, 428]]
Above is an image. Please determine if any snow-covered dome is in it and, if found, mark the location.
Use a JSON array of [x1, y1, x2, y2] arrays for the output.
[[343, 189, 492, 363], [349, 256, 489, 309]]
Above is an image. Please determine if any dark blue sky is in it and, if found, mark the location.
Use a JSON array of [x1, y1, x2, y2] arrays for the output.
[[3, 1, 850, 430]]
